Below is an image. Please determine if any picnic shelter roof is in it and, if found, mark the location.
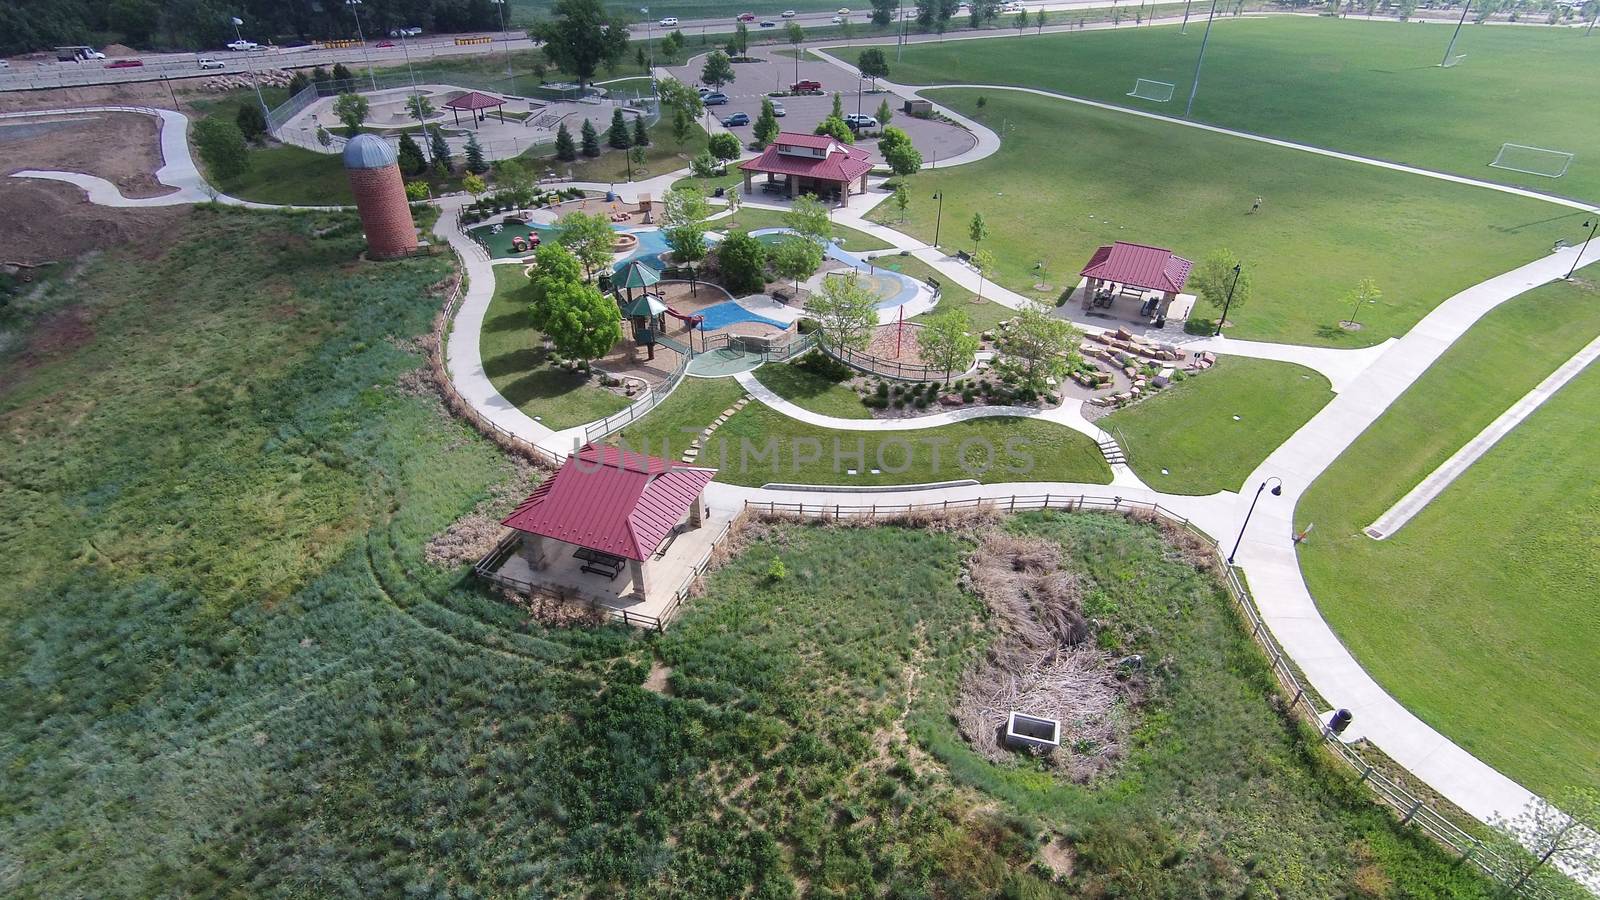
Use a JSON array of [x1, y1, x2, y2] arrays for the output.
[[442, 91, 506, 111], [1079, 242, 1194, 294], [616, 259, 662, 290], [739, 132, 874, 183], [502, 445, 716, 561]]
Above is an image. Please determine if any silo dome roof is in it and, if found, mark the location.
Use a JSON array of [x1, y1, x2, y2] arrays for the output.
[[343, 133, 397, 169]]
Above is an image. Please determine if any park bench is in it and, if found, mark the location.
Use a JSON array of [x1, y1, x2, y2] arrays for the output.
[[573, 547, 625, 579]]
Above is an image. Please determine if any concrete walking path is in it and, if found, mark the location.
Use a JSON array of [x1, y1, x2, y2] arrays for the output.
[[1365, 328, 1600, 539]]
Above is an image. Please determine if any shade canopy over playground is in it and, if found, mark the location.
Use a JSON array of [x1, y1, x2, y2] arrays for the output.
[[1078, 241, 1194, 324], [615, 259, 662, 291], [620, 293, 668, 317], [442, 90, 507, 126]]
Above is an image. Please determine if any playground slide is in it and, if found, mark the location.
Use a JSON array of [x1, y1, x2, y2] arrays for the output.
[[665, 306, 705, 328]]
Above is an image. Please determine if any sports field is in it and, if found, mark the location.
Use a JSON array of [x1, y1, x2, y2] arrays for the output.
[[1297, 271, 1600, 798], [844, 17, 1600, 201], [870, 88, 1577, 346]]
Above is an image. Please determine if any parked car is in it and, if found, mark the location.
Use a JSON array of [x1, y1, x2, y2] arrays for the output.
[[844, 113, 878, 129], [760, 20, 777, 27], [791, 79, 821, 93], [226, 39, 259, 51], [375, 39, 395, 47], [722, 112, 751, 127], [703, 92, 730, 105], [771, 100, 786, 116], [736, 11, 757, 21], [197, 57, 224, 69], [106, 58, 145, 68], [782, 8, 797, 15], [659, 16, 679, 26]]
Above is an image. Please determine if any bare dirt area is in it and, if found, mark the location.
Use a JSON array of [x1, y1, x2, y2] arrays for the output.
[[0, 79, 210, 116], [1, 111, 169, 198], [0, 179, 186, 268]]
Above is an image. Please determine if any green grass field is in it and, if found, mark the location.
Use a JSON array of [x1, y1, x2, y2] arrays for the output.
[[1105, 357, 1333, 495], [525, 116, 711, 183], [610, 374, 1111, 486], [1297, 270, 1600, 798], [752, 359, 872, 418], [0, 205, 1506, 896], [843, 17, 1600, 202], [869, 89, 1577, 347], [481, 267, 632, 429]]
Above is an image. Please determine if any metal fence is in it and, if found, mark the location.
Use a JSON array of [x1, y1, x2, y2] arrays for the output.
[[739, 492, 1543, 892], [581, 349, 691, 444]]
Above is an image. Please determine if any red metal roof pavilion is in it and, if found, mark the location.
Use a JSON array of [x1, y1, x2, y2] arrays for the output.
[[739, 131, 876, 205], [442, 90, 507, 127], [1079, 241, 1194, 294], [502, 445, 717, 561]]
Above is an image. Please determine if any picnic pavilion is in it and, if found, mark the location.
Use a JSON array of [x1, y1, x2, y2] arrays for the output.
[[443, 90, 508, 127], [1077, 241, 1195, 327], [478, 445, 724, 625], [740, 132, 875, 206]]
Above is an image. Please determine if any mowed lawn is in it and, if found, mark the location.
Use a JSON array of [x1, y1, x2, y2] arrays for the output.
[[844, 17, 1600, 201], [480, 267, 631, 430], [1105, 357, 1332, 495], [1297, 271, 1600, 797], [872, 89, 1576, 347]]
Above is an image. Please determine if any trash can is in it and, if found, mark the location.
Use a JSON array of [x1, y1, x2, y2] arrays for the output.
[[1327, 709, 1353, 736]]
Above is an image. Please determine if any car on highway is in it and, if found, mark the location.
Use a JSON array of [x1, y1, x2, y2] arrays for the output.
[[226, 39, 259, 51], [659, 16, 679, 26], [760, 20, 777, 27], [837, 6, 851, 13], [197, 57, 224, 69], [106, 59, 145, 68], [831, 15, 844, 23], [376, 39, 396, 47], [782, 8, 797, 16], [771, 100, 786, 116], [703, 92, 730, 105], [722, 112, 751, 127], [844, 113, 878, 130], [389, 27, 423, 37], [737, 11, 757, 21]]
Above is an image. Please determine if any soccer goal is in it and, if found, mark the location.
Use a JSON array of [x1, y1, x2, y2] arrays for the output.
[[1490, 143, 1575, 178], [1127, 78, 1175, 102]]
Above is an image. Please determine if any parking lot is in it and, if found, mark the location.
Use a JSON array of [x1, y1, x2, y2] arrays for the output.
[[661, 50, 976, 167]]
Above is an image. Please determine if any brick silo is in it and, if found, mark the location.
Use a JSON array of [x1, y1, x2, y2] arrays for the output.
[[342, 133, 418, 259]]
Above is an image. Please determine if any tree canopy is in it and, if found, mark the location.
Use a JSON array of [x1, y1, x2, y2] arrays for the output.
[[878, 127, 923, 178], [1192, 248, 1253, 321], [701, 50, 736, 89], [333, 93, 369, 133], [193, 117, 249, 181], [917, 310, 980, 383], [556, 211, 617, 278], [770, 237, 824, 296], [810, 273, 880, 352], [994, 300, 1080, 394], [716, 231, 769, 295], [532, 0, 629, 88], [784, 195, 834, 245], [857, 49, 890, 89]]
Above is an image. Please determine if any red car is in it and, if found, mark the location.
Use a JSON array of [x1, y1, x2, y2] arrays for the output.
[[106, 59, 145, 68], [736, 11, 757, 21], [376, 39, 395, 47], [791, 79, 822, 93]]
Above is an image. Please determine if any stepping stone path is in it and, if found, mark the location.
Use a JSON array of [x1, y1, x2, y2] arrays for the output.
[[681, 395, 752, 463]]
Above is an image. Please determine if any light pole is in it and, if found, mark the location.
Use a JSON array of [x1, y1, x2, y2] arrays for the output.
[[641, 8, 654, 78], [398, 29, 431, 164], [1213, 261, 1241, 336], [1183, 0, 1220, 118], [491, 0, 513, 78], [1180, 0, 1193, 33], [857, 75, 864, 116], [1228, 477, 1282, 565], [346, 0, 379, 91], [1566, 217, 1598, 280], [231, 16, 270, 120], [932, 191, 944, 248], [1440, 0, 1471, 67]]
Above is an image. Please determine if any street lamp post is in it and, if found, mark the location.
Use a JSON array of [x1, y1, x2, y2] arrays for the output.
[[231, 16, 270, 120], [641, 8, 654, 77], [346, 0, 379, 91], [1566, 218, 1598, 280], [857, 75, 864, 116], [398, 29, 431, 163], [1183, 0, 1221, 118], [932, 191, 944, 249], [1228, 477, 1282, 565], [1213, 261, 1242, 337], [491, 0, 513, 78]]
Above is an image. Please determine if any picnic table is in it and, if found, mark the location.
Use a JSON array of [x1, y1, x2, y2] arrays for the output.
[[573, 547, 625, 579]]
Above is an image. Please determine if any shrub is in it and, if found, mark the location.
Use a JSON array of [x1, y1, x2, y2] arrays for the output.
[[875, 381, 888, 398], [892, 397, 904, 409], [797, 317, 820, 334], [914, 396, 928, 410], [795, 350, 852, 382], [767, 557, 787, 581], [961, 388, 974, 403]]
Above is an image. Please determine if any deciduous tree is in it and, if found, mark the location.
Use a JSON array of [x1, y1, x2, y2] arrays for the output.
[[753, 98, 780, 148], [701, 50, 735, 88], [917, 310, 980, 383], [333, 92, 368, 133], [235, 103, 267, 142], [969, 211, 988, 249], [708, 131, 742, 161], [810, 272, 880, 351], [1342, 277, 1381, 327], [878, 126, 922, 177], [194, 117, 250, 181], [814, 115, 854, 144], [556, 210, 617, 278], [785, 194, 833, 244], [770, 236, 824, 297], [1192, 248, 1253, 323], [857, 48, 889, 90], [532, 0, 629, 88], [994, 300, 1080, 394], [716, 230, 769, 294]]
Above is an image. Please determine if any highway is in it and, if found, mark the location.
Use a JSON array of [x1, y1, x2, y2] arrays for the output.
[[0, 0, 1154, 92]]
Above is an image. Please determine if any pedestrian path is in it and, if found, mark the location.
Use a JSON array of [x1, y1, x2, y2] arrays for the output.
[[1365, 328, 1600, 539]]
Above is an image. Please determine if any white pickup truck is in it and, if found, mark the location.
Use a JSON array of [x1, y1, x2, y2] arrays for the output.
[[226, 39, 261, 51]]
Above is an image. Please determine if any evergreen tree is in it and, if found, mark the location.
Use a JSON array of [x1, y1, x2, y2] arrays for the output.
[[830, 92, 844, 119], [554, 122, 578, 162], [632, 115, 650, 148], [397, 132, 427, 176], [672, 106, 694, 150], [607, 108, 632, 149], [464, 133, 488, 174], [753, 98, 780, 148], [429, 128, 453, 174], [331, 62, 353, 84], [235, 103, 267, 142], [580, 119, 602, 158]]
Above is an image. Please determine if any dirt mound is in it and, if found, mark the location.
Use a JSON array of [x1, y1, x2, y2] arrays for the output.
[[101, 44, 139, 57], [0, 180, 185, 268], [955, 533, 1145, 783], [1, 112, 168, 198]]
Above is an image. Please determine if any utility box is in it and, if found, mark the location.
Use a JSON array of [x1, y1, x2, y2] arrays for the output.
[[903, 98, 933, 116], [1004, 711, 1061, 751]]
